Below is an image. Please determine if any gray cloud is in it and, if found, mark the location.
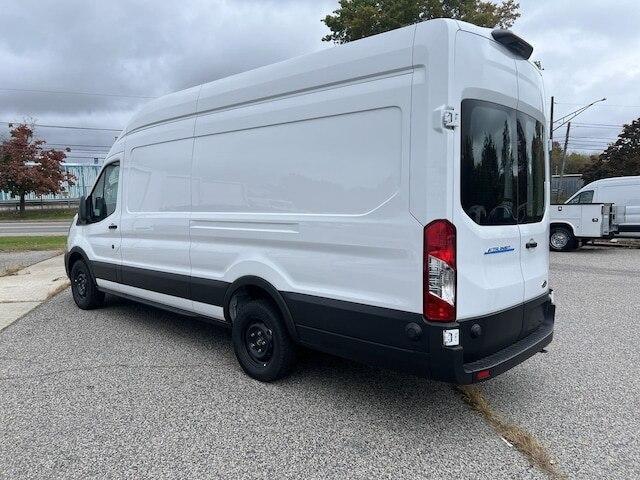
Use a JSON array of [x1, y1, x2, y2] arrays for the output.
[[1, 0, 638, 159], [517, 0, 640, 153]]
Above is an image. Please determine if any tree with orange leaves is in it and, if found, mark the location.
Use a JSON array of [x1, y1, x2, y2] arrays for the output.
[[0, 123, 75, 212]]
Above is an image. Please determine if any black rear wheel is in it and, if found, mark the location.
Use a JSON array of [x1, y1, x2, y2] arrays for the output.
[[232, 300, 295, 382], [70, 260, 105, 310]]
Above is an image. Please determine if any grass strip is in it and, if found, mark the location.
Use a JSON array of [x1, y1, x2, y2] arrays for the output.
[[0, 236, 67, 252]]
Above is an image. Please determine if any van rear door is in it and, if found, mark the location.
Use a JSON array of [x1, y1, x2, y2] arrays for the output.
[[515, 61, 549, 308], [454, 30, 525, 323]]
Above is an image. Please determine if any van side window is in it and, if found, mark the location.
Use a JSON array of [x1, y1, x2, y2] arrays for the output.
[[103, 164, 120, 216], [461, 100, 517, 226], [461, 99, 546, 226], [91, 171, 106, 219], [579, 190, 594, 203], [568, 190, 594, 204], [517, 113, 546, 223], [90, 162, 120, 222]]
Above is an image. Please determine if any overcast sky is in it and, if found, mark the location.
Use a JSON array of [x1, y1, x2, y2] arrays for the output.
[[1, 0, 639, 162]]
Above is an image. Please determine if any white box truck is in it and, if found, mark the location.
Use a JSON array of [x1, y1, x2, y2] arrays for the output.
[[567, 176, 640, 235], [549, 202, 617, 251], [65, 19, 555, 384]]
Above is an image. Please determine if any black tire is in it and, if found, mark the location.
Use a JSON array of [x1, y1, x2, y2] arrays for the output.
[[232, 299, 296, 382], [70, 260, 105, 310], [549, 226, 577, 252]]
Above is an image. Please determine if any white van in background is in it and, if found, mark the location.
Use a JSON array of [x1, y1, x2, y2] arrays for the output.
[[65, 19, 555, 384], [565, 176, 640, 237]]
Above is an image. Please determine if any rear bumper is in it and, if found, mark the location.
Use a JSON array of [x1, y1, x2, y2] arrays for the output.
[[290, 292, 555, 385], [429, 294, 555, 385], [427, 298, 555, 384]]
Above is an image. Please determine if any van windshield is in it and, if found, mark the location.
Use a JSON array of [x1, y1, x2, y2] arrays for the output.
[[461, 99, 546, 226]]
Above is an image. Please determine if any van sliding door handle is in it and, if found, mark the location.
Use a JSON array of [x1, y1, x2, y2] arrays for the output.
[[526, 240, 538, 249], [108, 224, 118, 230]]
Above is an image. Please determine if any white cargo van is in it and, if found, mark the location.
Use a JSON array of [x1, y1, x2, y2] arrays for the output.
[[65, 19, 555, 384], [564, 176, 640, 237]]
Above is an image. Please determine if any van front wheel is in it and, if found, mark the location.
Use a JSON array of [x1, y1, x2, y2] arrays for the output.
[[550, 226, 577, 252], [70, 260, 105, 309], [232, 300, 296, 382]]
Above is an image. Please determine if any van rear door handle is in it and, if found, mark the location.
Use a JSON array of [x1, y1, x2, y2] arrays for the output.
[[526, 240, 538, 249], [108, 224, 118, 230]]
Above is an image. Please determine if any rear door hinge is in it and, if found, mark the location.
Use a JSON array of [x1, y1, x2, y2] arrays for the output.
[[442, 108, 459, 129]]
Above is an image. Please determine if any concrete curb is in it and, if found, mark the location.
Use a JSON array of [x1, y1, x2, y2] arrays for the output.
[[0, 254, 68, 331]]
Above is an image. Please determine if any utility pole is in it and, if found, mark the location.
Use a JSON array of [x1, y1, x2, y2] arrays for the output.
[[557, 122, 571, 202], [549, 95, 555, 179], [549, 96, 554, 151], [551, 96, 606, 202]]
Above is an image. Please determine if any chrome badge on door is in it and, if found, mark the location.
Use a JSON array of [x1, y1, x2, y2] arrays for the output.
[[484, 245, 515, 255]]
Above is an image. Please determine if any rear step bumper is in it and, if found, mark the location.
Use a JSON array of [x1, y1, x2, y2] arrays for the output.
[[293, 291, 555, 385], [461, 315, 553, 381], [427, 294, 555, 384]]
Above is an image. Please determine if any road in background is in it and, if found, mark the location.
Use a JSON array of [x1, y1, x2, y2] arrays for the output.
[[1, 247, 639, 479], [0, 221, 71, 236]]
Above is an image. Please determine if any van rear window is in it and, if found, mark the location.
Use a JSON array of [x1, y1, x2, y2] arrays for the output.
[[461, 99, 546, 226]]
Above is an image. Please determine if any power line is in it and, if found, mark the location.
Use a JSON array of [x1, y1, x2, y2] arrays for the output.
[[0, 87, 155, 100], [568, 135, 618, 140], [1, 121, 122, 132], [570, 124, 624, 130], [567, 138, 614, 143], [566, 147, 607, 152], [555, 101, 640, 109], [572, 122, 625, 127]]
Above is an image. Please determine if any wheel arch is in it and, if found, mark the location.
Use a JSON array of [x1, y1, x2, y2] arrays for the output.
[[550, 222, 576, 237], [223, 276, 298, 341], [66, 246, 96, 281]]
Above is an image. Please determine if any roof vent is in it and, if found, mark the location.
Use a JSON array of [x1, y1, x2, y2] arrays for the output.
[[491, 29, 533, 60]]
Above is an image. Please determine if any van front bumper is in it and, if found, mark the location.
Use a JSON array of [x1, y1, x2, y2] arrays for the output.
[[425, 293, 555, 384]]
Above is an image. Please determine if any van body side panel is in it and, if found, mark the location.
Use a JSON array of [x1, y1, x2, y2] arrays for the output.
[[190, 73, 423, 320], [125, 85, 200, 135], [195, 26, 416, 116], [119, 119, 195, 305], [410, 20, 459, 224]]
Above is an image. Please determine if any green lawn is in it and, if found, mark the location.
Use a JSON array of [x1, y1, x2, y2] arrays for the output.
[[0, 208, 77, 221], [0, 236, 67, 252]]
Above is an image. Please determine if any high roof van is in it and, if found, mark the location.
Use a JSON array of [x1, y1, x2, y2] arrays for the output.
[[565, 175, 640, 237], [65, 19, 555, 384]]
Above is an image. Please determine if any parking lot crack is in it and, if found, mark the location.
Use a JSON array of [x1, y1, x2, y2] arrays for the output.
[[456, 385, 565, 480]]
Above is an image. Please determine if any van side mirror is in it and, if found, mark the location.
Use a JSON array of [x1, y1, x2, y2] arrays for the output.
[[78, 195, 90, 224]]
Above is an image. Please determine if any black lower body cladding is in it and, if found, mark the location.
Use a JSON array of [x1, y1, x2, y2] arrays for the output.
[[69, 255, 555, 384], [285, 291, 555, 384]]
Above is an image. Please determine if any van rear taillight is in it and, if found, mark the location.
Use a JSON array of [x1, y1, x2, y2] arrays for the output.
[[424, 220, 456, 322]]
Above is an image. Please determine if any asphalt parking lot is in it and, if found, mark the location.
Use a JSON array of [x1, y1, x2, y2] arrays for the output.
[[1, 247, 638, 479]]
